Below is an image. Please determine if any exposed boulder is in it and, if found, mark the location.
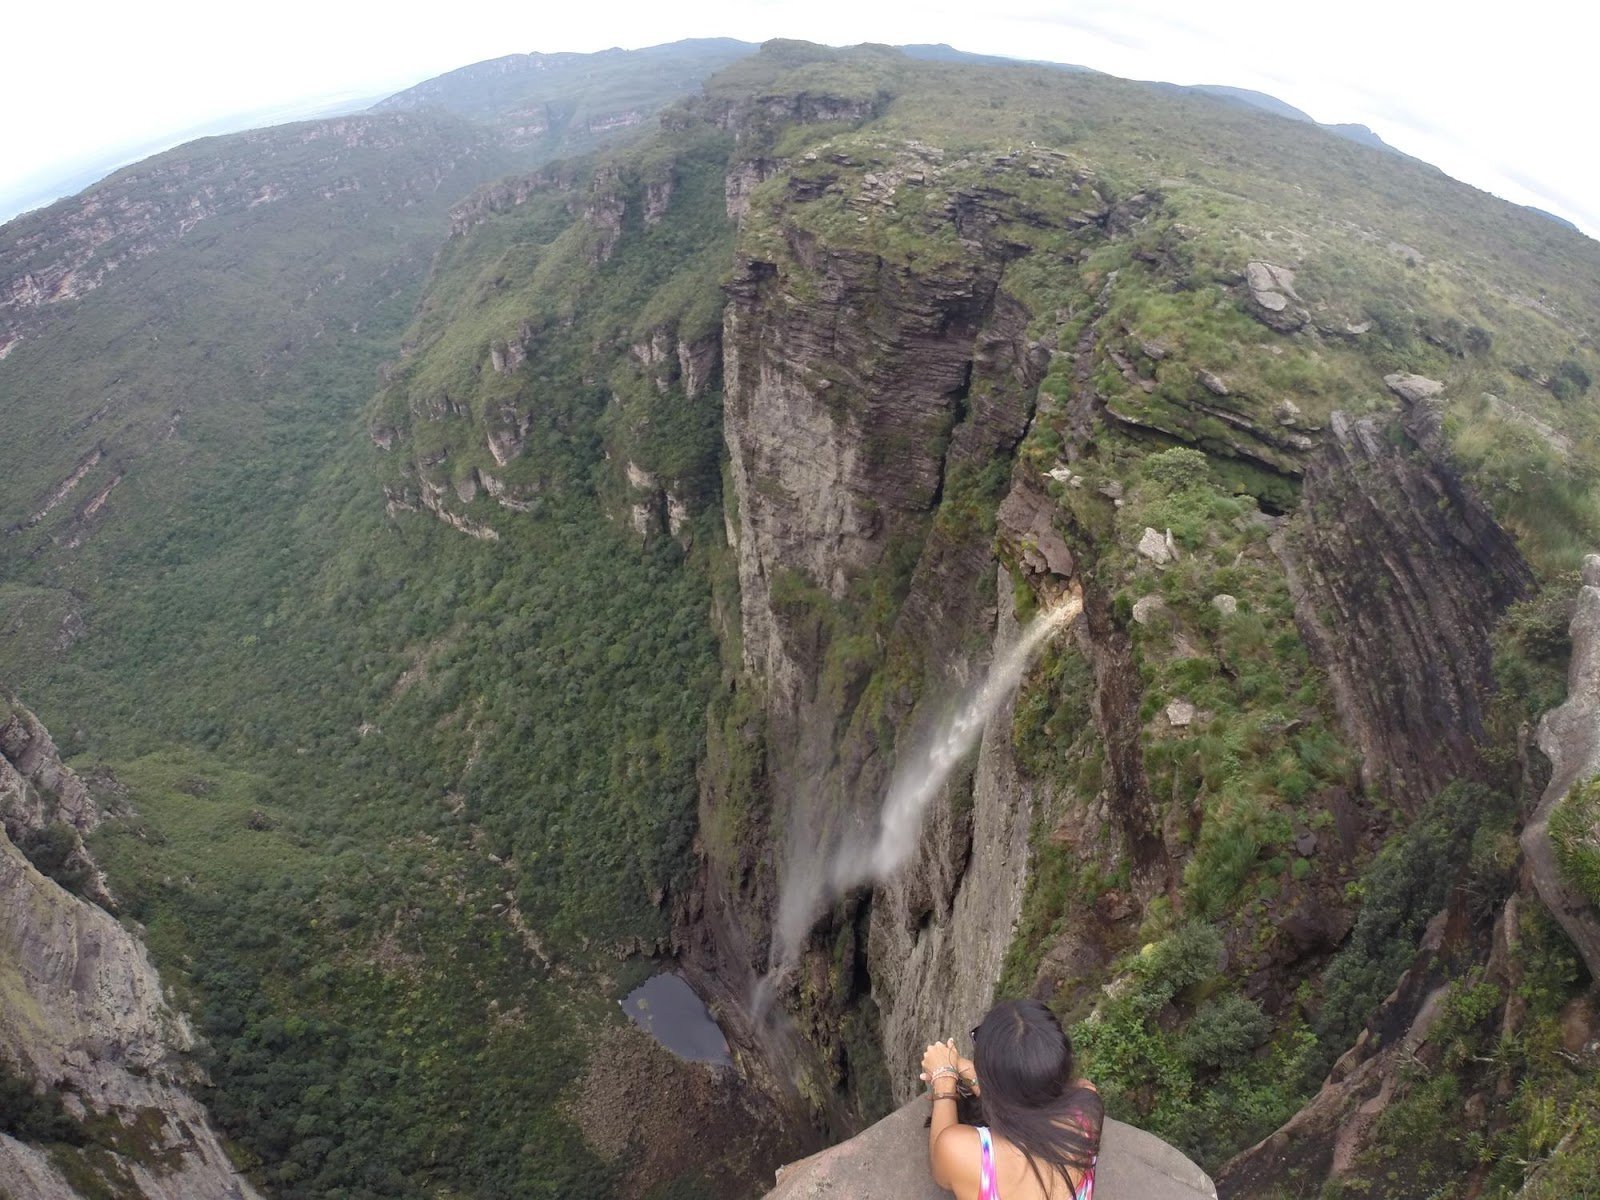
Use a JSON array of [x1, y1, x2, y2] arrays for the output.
[[998, 481, 1075, 578], [1198, 369, 1231, 397], [1137, 526, 1178, 565], [1213, 593, 1239, 616], [1167, 699, 1198, 727], [1244, 261, 1308, 332], [1383, 373, 1444, 404], [1132, 594, 1169, 626]]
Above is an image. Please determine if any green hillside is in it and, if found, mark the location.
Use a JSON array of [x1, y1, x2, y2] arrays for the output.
[[3, 36, 1600, 1200]]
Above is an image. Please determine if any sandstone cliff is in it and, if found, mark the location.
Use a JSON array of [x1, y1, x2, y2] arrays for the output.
[[343, 41, 1600, 1194], [0, 695, 258, 1200]]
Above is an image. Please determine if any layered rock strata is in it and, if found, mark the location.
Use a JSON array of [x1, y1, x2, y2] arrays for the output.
[[1273, 401, 1533, 811]]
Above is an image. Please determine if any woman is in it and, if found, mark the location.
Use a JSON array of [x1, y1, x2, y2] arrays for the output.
[[920, 999, 1103, 1200]]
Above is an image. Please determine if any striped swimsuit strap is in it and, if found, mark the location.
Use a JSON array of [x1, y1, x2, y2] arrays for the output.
[[975, 1126, 1097, 1200]]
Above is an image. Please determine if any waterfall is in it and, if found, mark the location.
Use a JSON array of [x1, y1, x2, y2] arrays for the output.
[[762, 592, 1081, 996]]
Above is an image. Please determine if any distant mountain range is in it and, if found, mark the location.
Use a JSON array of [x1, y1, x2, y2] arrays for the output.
[[5, 37, 1576, 233]]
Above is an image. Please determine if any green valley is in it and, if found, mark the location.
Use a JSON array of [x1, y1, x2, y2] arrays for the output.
[[2, 34, 1600, 1200]]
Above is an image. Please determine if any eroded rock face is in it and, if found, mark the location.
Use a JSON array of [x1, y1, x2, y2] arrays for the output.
[[721, 236, 1009, 712], [0, 697, 260, 1199], [0, 702, 98, 835], [1524, 555, 1600, 979], [1244, 261, 1308, 332], [998, 483, 1075, 581], [697, 156, 1065, 1120], [868, 575, 1045, 1100], [1272, 404, 1533, 811]]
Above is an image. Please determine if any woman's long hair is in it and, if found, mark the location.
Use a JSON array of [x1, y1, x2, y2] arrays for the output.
[[974, 999, 1104, 1194]]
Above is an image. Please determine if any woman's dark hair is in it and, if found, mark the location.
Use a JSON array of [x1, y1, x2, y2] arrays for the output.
[[973, 999, 1104, 1193]]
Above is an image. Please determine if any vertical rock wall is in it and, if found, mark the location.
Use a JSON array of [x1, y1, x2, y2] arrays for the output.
[[1274, 402, 1533, 811], [0, 696, 260, 1200], [867, 569, 1046, 1100]]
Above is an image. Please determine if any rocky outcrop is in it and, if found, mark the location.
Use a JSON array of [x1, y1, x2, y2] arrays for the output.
[[767, 1099, 1216, 1199], [1243, 261, 1308, 332], [584, 165, 628, 264], [1272, 400, 1533, 810], [1, 695, 111, 909], [1218, 897, 1478, 1196], [447, 164, 582, 236], [1, 701, 98, 835], [384, 480, 501, 541], [997, 484, 1074, 581], [1382, 372, 1444, 404], [0, 697, 259, 1200], [1524, 554, 1600, 980]]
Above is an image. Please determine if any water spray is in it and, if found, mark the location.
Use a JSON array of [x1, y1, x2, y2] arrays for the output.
[[757, 588, 1082, 1014]]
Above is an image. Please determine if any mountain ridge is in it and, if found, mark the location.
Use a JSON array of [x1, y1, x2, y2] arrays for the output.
[[2, 35, 1599, 1200]]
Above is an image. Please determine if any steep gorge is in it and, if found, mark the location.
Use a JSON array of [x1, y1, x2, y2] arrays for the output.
[[5, 37, 1600, 1200], [364, 42, 1600, 1194]]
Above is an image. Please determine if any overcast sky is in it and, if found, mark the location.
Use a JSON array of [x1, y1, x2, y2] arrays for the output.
[[6, 0, 1596, 236]]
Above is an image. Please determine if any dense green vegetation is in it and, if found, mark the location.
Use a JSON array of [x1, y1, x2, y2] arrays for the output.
[[5, 35, 1600, 1199], [50, 172, 734, 1195], [1303, 904, 1596, 1200], [1552, 778, 1600, 907], [1, 49, 744, 1198], [1073, 922, 1319, 1166], [0, 1058, 85, 1145]]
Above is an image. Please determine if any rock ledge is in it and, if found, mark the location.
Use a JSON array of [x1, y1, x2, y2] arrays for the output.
[[767, 1098, 1216, 1199]]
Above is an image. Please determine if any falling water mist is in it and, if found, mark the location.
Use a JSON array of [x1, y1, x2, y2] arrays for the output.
[[753, 590, 1082, 1020]]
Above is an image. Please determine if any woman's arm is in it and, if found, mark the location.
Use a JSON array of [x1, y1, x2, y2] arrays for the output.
[[922, 1039, 964, 1189]]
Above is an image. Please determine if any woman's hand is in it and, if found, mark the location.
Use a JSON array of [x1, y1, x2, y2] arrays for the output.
[[958, 1054, 980, 1095], [919, 1038, 962, 1086]]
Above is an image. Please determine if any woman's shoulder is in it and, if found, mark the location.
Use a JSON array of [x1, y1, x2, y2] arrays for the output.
[[931, 1123, 983, 1186], [933, 1122, 982, 1155], [932, 1122, 982, 1165], [1073, 1077, 1098, 1093]]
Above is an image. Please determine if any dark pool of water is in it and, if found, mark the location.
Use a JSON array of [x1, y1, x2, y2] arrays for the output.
[[621, 972, 732, 1066]]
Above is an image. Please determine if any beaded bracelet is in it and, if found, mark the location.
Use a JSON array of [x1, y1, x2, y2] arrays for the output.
[[927, 1064, 961, 1100]]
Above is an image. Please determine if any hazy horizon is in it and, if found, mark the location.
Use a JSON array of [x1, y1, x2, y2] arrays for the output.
[[5, 2, 1597, 237]]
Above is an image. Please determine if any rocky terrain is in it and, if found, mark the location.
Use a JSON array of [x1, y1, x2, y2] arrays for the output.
[[1, 695, 259, 1199], [3, 35, 1600, 1200]]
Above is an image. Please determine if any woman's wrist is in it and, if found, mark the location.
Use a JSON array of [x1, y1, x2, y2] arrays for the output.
[[927, 1064, 961, 1100]]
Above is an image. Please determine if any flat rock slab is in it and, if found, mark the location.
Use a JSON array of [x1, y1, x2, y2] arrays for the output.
[[767, 1099, 1216, 1199]]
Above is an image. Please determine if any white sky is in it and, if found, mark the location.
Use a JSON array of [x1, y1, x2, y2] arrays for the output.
[[5, 0, 1597, 236]]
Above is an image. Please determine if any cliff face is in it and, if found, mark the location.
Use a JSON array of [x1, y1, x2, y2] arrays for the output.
[[0, 696, 258, 1200], [1274, 390, 1534, 812], [649, 50, 1583, 1178], [13, 38, 1595, 1199], [700, 135, 1122, 1116]]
